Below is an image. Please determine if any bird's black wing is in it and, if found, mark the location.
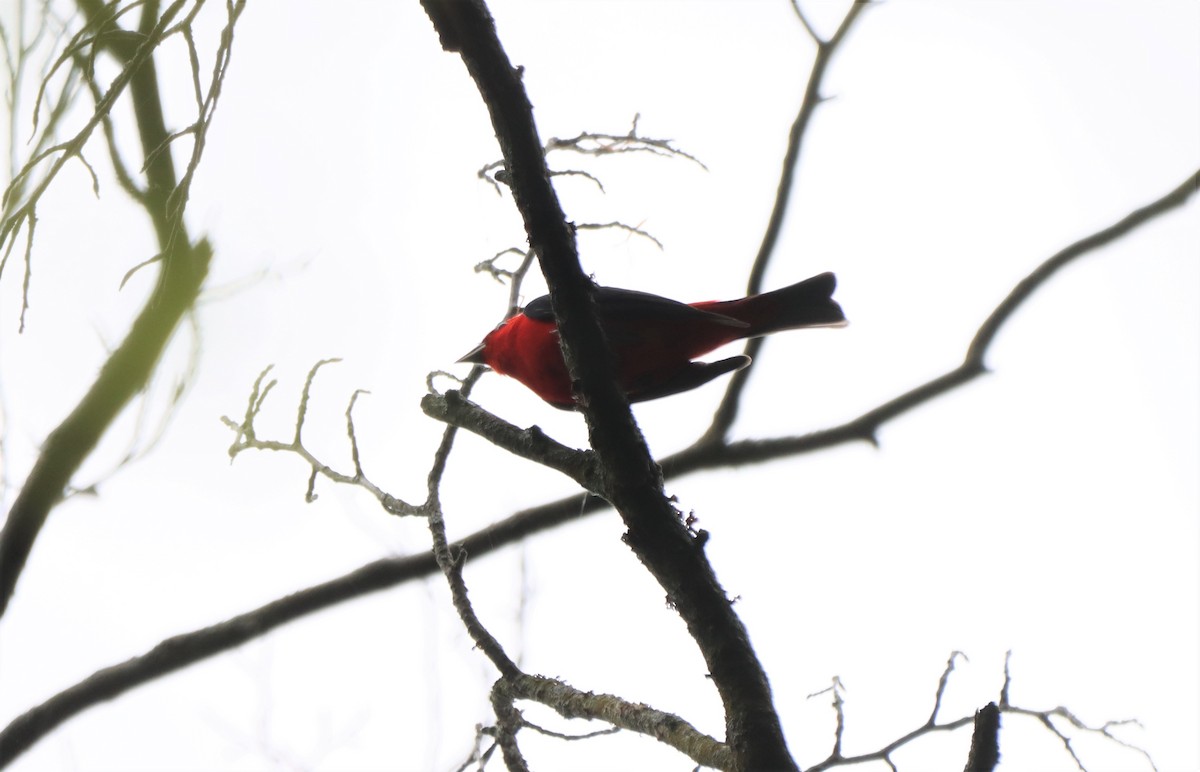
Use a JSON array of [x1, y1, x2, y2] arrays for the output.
[[523, 287, 749, 327], [626, 356, 752, 403]]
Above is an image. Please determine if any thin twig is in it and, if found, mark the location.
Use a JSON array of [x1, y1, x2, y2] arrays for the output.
[[221, 364, 422, 517], [702, 0, 869, 444], [423, 4, 800, 765], [5, 165, 1193, 766]]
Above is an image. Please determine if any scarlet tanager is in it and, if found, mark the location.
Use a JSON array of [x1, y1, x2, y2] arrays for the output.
[[459, 272, 846, 409]]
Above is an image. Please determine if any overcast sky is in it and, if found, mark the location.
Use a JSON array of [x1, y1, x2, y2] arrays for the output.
[[1, 1, 1197, 770]]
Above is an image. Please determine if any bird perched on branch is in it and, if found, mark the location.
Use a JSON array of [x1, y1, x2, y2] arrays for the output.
[[459, 272, 845, 409]]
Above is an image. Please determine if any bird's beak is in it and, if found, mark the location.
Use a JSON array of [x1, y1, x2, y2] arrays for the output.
[[457, 343, 487, 365]]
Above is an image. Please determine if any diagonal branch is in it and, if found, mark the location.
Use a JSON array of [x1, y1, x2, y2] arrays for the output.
[[806, 653, 976, 772], [420, 3, 798, 767], [703, 0, 869, 444], [421, 390, 602, 492], [783, 166, 1200, 449], [0, 0, 243, 619], [508, 672, 733, 769], [2, 165, 1194, 767], [0, 232, 211, 620], [0, 0, 189, 329]]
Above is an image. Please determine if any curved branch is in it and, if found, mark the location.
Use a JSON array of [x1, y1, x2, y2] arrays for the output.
[[422, 2, 798, 768], [806, 652, 1150, 772], [968, 170, 1200, 362], [0, 545, 435, 768], [2, 167, 1195, 768], [510, 673, 733, 769], [0, 234, 211, 620], [0, 0, 246, 620], [421, 391, 602, 492], [703, 0, 869, 444]]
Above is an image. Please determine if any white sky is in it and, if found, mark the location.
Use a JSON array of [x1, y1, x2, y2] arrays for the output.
[[1, 1, 1197, 770]]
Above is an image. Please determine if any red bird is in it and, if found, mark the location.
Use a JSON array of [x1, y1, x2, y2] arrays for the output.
[[459, 272, 845, 409]]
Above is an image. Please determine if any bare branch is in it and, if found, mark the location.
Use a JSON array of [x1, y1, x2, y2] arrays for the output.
[[489, 681, 530, 772], [575, 220, 664, 250], [0, 232, 210, 619], [221, 364, 422, 517], [452, 724, 498, 772], [472, 246, 536, 315], [345, 388, 370, 478], [0, 0, 249, 616], [474, 246, 530, 284], [930, 651, 968, 724], [702, 0, 869, 444], [508, 672, 732, 769], [116, 251, 164, 290], [804, 657, 977, 772], [805, 653, 1155, 772], [547, 114, 707, 170], [421, 4, 798, 766], [293, 357, 341, 446], [10, 162, 1193, 763], [791, 0, 822, 44], [963, 702, 1000, 772], [999, 653, 1157, 772], [548, 167, 605, 192], [433, 534, 519, 678], [2, 0, 186, 265], [0, 542, 448, 768], [420, 390, 602, 494], [476, 113, 706, 192], [520, 719, 620, 742], [806, 677, 847, 760]]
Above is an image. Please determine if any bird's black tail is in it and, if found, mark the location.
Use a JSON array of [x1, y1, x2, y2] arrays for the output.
[[700, 272, 846, 334]]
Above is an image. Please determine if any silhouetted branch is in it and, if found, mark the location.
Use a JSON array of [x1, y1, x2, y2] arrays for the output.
[[422, 1, 799, 768], [547, 114, 708, 169], [963, 703, 1000, 772], [703, 0, 869, 444], [477, 113, 707, 194], [807, 653, 1152, 772], [4, 162, 1193, 766], [997, 652, 1157, 772], [805, 653, 971, 771], [422, 390, 728, 768], [421, 391, 602, 492], [574, 220, 664, 250]]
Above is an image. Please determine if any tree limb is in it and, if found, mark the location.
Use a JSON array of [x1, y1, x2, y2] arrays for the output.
[[703, 0, 869, 444], [420, 390, 602, 493], [420, 2, 797, 767], [3, 164, 1194, 768], [0, 0, 244, 621], [963, 703, 1000, 772]]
